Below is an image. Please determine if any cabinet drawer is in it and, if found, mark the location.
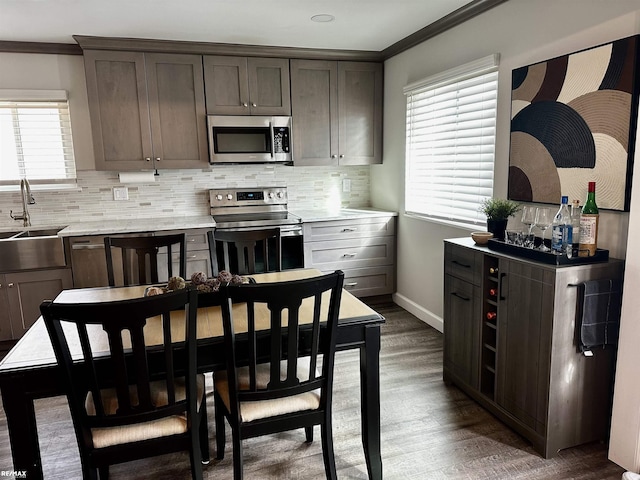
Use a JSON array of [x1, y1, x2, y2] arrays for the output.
[[304, 236, 394, 270], [159, 229, 209, 251], [328, 265, 394, 297], [303, 216, 395, 242], [444, 243, 481, 285]]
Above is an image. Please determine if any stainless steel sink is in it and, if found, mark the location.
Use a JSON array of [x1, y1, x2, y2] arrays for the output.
[[15, 228, 65, 238], [0, 227, 67, 271], [0, 231, 21, 240]]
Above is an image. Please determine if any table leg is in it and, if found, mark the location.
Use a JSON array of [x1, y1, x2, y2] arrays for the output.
[[360, 324, 382, 480], [0, 376, 44, 479]]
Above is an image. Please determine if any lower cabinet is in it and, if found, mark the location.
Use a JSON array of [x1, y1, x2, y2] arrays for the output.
[[0, 268, 73, 341], [303, 215, 396, 297], [157, 229, 212, 280], [443, 238, 624, 458]]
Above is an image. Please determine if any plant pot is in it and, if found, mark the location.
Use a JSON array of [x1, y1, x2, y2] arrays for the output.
[[487, 219, 508, 241]]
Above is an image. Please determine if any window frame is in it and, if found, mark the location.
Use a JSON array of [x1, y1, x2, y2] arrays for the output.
[[403, 54, 500, 230], [0, 89, 77, 190]]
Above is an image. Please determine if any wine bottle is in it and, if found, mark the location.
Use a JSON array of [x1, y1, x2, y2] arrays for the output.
[[489, 287, 498, 297], [578, 182, 599, 257], [486, 311, 497, 321], [489, 267, 498, 275]]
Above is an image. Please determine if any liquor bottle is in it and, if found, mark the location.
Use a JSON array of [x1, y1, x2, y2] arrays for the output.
[[551, 196, 571, 254], [486, 311, 497, 321], [567, 200, 581, 258], [489, 287, 498, 297], [489, 266, 499, 275], [579, 182, 599, 257]]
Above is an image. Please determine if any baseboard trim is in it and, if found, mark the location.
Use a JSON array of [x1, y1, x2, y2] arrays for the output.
[[392, 293, 443, 333]]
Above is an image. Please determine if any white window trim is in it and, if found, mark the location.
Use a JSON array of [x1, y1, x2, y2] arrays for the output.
[[0, 89, 77, 189], [404, 54, 500, 230]]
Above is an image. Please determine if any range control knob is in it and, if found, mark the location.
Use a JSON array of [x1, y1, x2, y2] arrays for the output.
[[215, 194, 223, 201], [227, 194, 233, 201], [268, 192, 275, 198], [277, 191, 284, 198]]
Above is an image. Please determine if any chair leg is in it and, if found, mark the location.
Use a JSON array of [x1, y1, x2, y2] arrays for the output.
[[199, 396, 211, 464], [98, 466, 109, 480], [321, 420, 337, 480], [189, 441, 204, 480], [214, 394, 226, 460], [305, 426, 314, 443], [232, 427, 244, 480]]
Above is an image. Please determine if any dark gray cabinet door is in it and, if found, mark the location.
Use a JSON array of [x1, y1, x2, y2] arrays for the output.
[[0, 277, 11, 341], [337, 62, 383, 165], [291, 59, 382, 166], [84, 50, 152, 171], [145, 53, 208, 169], [84, 50, 207, 171], [443, 274, 480, 388], [290, 59, 339, 166], [203, 56, 290, 115], [496, 260, 554, 434]]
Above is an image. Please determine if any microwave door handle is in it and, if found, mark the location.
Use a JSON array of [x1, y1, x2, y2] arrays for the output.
[[269, 122, 275, 158]]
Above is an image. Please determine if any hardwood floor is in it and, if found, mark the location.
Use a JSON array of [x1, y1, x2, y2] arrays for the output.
[[0, 301, 626, 479]]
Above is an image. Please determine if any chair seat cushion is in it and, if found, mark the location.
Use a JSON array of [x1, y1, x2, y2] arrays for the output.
[[215, 358, 320, 423], [85, 374, 205, 449]]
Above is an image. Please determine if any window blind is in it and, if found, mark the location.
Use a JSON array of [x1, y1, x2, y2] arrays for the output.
[[404, 54, 499, 229], [0, 90, 77, 186]]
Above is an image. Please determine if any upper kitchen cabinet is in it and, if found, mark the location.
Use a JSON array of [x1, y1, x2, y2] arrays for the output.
[[203, 56, 291, 116], [290, 59, 383, 166], [83, 50, 208, 171]]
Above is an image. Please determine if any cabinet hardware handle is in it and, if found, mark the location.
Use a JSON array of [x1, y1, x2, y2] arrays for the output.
[[242, 102, 248, 107], [451, 292, 470, 301], [8, 283, 14, 288], [339, 154, 345, 158], [499, 273, 506, 300], [341, 228, 357, 232], [345, 282, 358, 288], [252, 103, 257, 107], [189, 255, 197, 259], [342, 253, 357, 258], [452, 260, 471, 269], [331, 154, 338, 159], [145, 157, 151, 162], [0, 283, 2, 288], [155, 157, 160, 162]]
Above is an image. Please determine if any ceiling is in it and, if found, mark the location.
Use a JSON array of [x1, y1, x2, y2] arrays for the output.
[[0, 0, 479, 52]]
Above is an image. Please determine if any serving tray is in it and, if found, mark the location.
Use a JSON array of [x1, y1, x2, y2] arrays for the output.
[[487, 238, 609, 265]]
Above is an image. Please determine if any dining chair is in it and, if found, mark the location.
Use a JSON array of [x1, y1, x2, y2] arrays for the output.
[[40, 287, 216, 480], [207, 228, 281, 276], [104, 233, 186, 286], [214, 270, 345, 480]]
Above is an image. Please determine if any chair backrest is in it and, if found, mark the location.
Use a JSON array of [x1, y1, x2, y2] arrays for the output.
[[219, 270, 344, 419], [104, 233, 187, 286], [208, 228, 281, 276], [40, 288, 214, 448]]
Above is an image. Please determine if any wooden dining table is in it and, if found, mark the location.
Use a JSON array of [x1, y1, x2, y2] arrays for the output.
[[0, 268, 384, 480]]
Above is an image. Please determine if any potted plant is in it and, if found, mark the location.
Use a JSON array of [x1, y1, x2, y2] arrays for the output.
[[479, 198, 520, 241]]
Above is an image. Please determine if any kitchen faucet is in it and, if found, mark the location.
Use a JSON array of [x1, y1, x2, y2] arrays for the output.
[[9, 178, 35, 227]]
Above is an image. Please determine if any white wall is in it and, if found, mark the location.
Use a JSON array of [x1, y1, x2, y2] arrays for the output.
[[374, 0, 640, 469]]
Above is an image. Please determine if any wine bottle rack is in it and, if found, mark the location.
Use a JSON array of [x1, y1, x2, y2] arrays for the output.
[[480, 256, 499, 399]]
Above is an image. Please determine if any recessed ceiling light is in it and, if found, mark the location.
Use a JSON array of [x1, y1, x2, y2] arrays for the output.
[[311, 14, 335, 23]]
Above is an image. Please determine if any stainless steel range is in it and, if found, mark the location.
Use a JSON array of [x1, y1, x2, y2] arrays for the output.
[[209, 186, 304, 270], [209, 186, 302, 236]]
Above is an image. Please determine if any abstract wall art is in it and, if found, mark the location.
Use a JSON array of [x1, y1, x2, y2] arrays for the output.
[[508, 35, 639, 211]]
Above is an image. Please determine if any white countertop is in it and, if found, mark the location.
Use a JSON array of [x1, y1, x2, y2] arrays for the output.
[[57, 215, 216, 237], [291, 207, 398, 222], [1, 209, 398, 238]]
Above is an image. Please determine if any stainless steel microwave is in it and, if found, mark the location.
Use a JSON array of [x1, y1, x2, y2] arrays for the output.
[[207, 115, 292, 164]]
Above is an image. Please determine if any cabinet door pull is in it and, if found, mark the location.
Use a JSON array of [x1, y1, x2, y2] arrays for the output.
[[499, 273, 506, 300], [451, 292, 470, 302], [341, 228, 357, 232], [452, 260, 471, 269], [342, 253, 357, 258], [344, 282, 358, 288], [8, 283, 14, 288]]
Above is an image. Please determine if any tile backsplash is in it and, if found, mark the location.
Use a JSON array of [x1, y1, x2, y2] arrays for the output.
[[0, 164, 371, 228]]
